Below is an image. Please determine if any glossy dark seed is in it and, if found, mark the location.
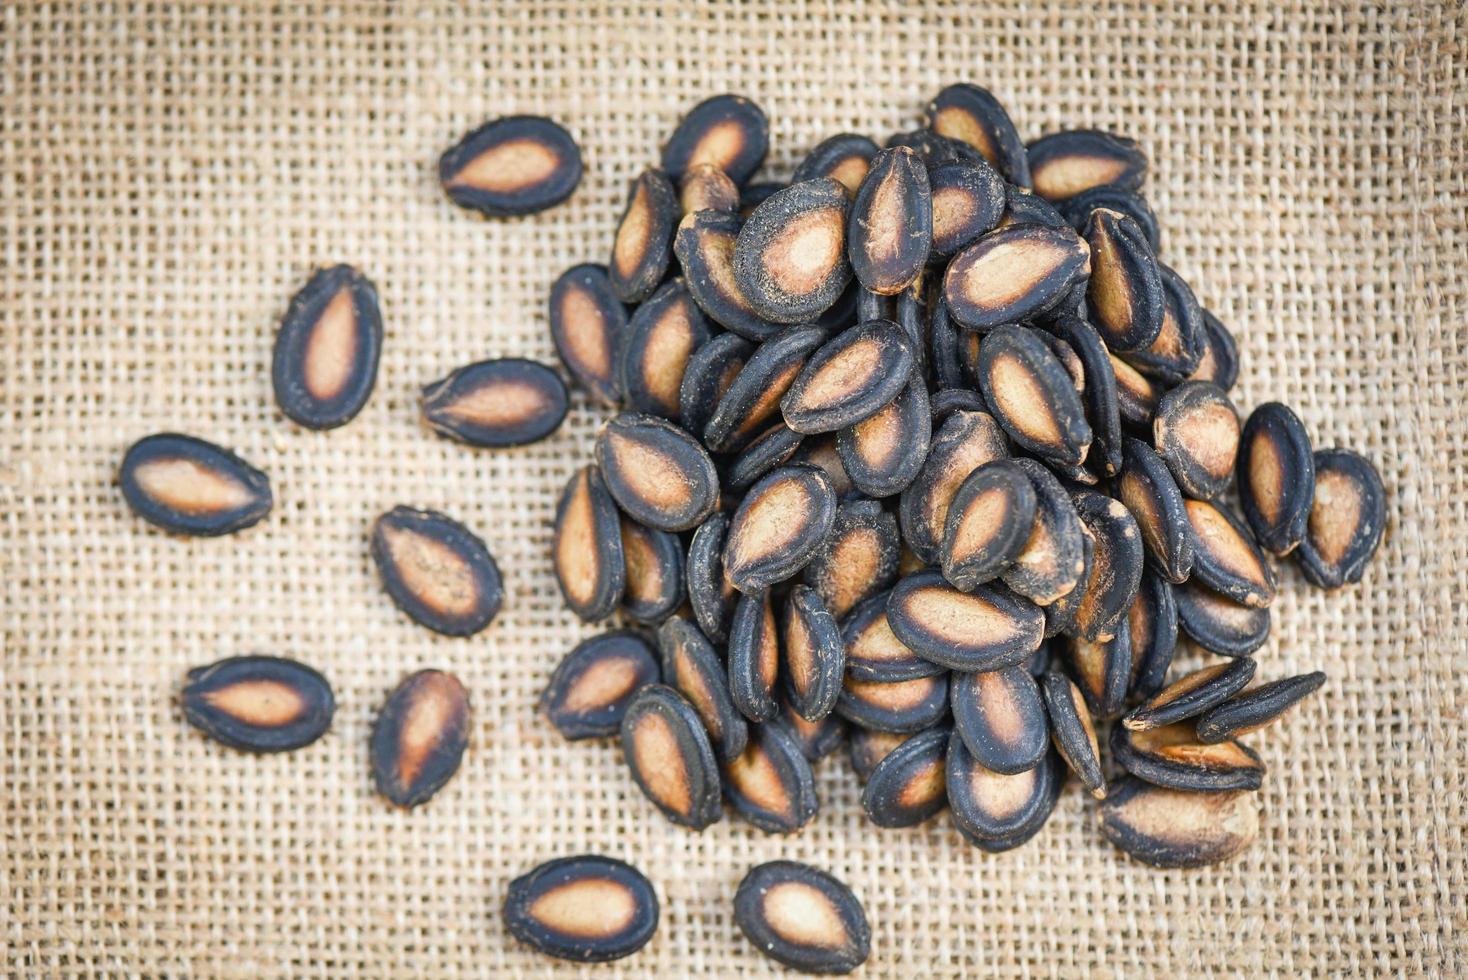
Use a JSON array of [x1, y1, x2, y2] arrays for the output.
[[950, 666, 1049, 775], [1123, 264, 1203, 383], [541, 632, 661, 740], [781, 320, 915, 434], [947, 734, 1059, 846], [726, 422, 805, 493], [887, 570, 1045, 672], [504, 855, 658, 963], [705, 325, 826, 452], [1196, 671, 1327, 742], [861, 725, 949, 827], [1000, 185, 1070, 230], [610, 168, 678, 304], [924, 161, 1006, 258], [1070, 490, 1145, 642], [371, 507, 502, 636], [119, 433, 272, 537], [680, 333, 754, 437], [661, 94, 769, 186], [1027, 129, 1147, 202], [271, 264, 381, 429], [421, 358, 568, 447], [1040, 669, 1105, 798], [1188, 308, 1241, 391], [1111, 722, 1264, 792], [371, 670, 470, 807], [618, 279, 711, 419], [1058, 185, 1160, 253], [924, 83, 1031, 186], [941, 459, 1037, 590], [1111, 353, 1161, 427], [728, 590, 781, 723], [679, 162, 740, 215], [1116, 437, 1195, 583], [1238, 402, 1316, 556], [1154, 381, 1240, 500], [734, 178, 852, 324], [848, 727, 917, 781], [794, 133, 881, 197], [723, 722, 819, 833], [1297, 449, 1386, 588], [549, 264, 628, 406], [771, 691, 847, 761], [1099, 777, 1259, 868], [836, 672, 950, 733], [438, 115, 581, 216], [782, 585, 844, 722], [1127, 568, 1179, 701], [846, 146, 932, 295], [659, 617, 748, 761], [734, 861, 870, 975], [836, 377, 930, 497], [1175, 580, 1271, 657], [943, 223, 1091, 331], [898, 409, 1009, 564], [1084, 208, 1165, 352], [929, 386, 988, 427], [1185, 499, 1276, 608], [619, 516, 685, 624], [674, 210, 781, 341], [595, 413, 720, 532], [999, 458, 1089, 605], [687, 512, 738, 643], [181, 655, 334, 753], [552, 466, 626, 621], [620, 684, 722, 829], [839, 589, 943, 682], [1125, 658, 1257, 732], [977, 325, 1092, 465], [1066, 622, 1132, 722], [724, 464, 837, 594]]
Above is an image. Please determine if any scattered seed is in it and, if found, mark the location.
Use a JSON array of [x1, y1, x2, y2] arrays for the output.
[[1196, 671, 1327, 742], [371, 506, 503, 636], [726, 422, 806, 492], [1065, 621, 1132, 722], [680, 332, 754, 437], [1123, 264, 1203, 383], [271, 264, 382, 429], [661, 93, 769, 186], [734, 177, 852, 324], [1110, 722, 1264, 792], [704, 325, 826, 452], [119, 433, 273, 537], [1185, 499, 1276, 608], [887, 569, 1045, 672], [552, 466, 626, 621], [856, 285, 893, 323], [619, 516, 686, 624], [181, 655, 334, 753], [836, 377, 931, 497], [1084, 208, 1165, 353], [1127, 568, 1179, 702], [999, 458, 1089, 605], [1187, 308, 1241, 390], [781, 319, 916, 434], [1237, 401, 1316, 556], [610, 168, 679, 304], [898, 409, 1009, 564], [947, 734, 1060, 849], [950, 666, 1049, 775], [1070, 490, 1145, 642], [618, 278, 711, 419], [1296, 449, 1385, 588], [924, 82, 1031, 186], [940, 459, 1038, 590], [782, 585, 845, 722], [1125, 658, 1257, 732], [541, 632, 661, 740], [595, 413, 720, 532], [1025, 638, 1054, 676], [504, 855, 658, 963], [679, 162, 740, 215], [1110, 352, 1161, 427], [943, 223, 1090, 331], [847, 146, 932, 295], [977, 325, 1092, 465], [728, 590, 781, 723], [894, 273, 931, 374], [549, 264, 628, 406], [421, 358, 568, 447], [849, 727, 918, 781], [1153, 381, 1239, 500], [861, 725, 949, 827], [1099, 777, 1259, 868], [734, 861, 871, 975], [370, 669, 470, 807], [1040, 669, 1105, 798], [438, 115, 582, 216], [1026, 129, 1147, 202], [771, 690, 847, 761], [1058, 185, 1160, 253], [836, 672, 950, 733], [1039, 331, 1086, 393], [839, 589, 944, 682], [1175, 580, 1272, 657], [723, 722, 819, 833], [673, 209, 782, 340], [723, 464, 837, 593], [1116, 436, 1195, 583], [620, 683, 723, 829], [658, 616, 749, 761], [686, 511, 737, 643], [927, 161, 1007, 258]]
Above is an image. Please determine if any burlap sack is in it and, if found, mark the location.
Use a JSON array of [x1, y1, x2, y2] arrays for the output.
[[4, 1, 1463, 975]]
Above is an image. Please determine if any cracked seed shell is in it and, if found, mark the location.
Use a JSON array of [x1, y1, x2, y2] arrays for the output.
[[940, 459, 1038, 591], [1084, 208, 1165, 352], [977, 325, 1092, 465], [782, 585, 845, 722], [1185, 499, 1276, 608], [673, 209, 782, 340], [119, 433, 273, 537], [1196, 671, 1327, 742], [705, 325, 827, 452], [421, 358, 568, 447], [540, 631, 661, 740], [898, 409, 1009, 564], [618, 278, 711, 419], [1127, 567, 1179, 702], [438, 115, 581, 217], [835, 672, 950, 733], [1116, 436, 1195, 583], [371, 669, 470, 808], [595, 413, 720, 532], [1099, 777, 1259, 868], [927, 160, 1007, 258], [803, 499, 900, 620], [619, 515, 686, 624], [620, 683, 723, 829], [836, 377, 930, 498], [723, 721, 819, 834], [1124, 658, 1258, 732], [371, 507, 503, 637], [847, 146, 932, 295], [734, 177, 852, 324], [181, 655, 334, 753], [504, 855, 658, 963], [723, 464, 837, 594], [659, 616, 749, 761], [1296, 449, 1385, 588], [661, 93, 769, 186], [886, 570, 1045, 672], [780, 320, 916, 434], [950, 665, 1049, 776], [1175, 580, 1272, 657], [1238, 401, 1317, 556], [998, 457, 1089, 605], [552, 466, 626, 622], [549, 264, 629, 406], [271, 264, 382, 429], [734, 861, 871, 975], [1110, 722, 1264, 792], [610, 168, 679, 304], [1154, 381, 1240, 500], [1026, 129, 1147, 202], [861, 725, 950, 827], [1070, 490, 1145, 643], [1040, 669, 1105, 798], [924, 82, 1031, 187], [728, 590, 782, 723], [947, 734, 1060, 848], [943, 223, 1091, 331]]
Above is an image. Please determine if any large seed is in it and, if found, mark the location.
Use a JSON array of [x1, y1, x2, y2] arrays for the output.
[[898, 409, 1009, 564], [734, 178, 852, 324], [927, 160, 1007, 258], [1084, 208, 1165, 353], [679, 162, 740, 215], [1026, 129, 1147, 202], [947, 734, 1060, 849], [504, 855, 658, 963], [1099, 777, 1259, 868], [540, 632, 661, 740], [849, 727, 919, 781], [552, 466, 626, 622], [924, 82, 1031, 186], [704, 325, 826, 452], [1123, 264, 1204, 383], [674, 210, 781, 340], [658, 616, 748, 761], [119, 433, 273, 537], [782, 585, 845, 722], [836, 377, 931, 497], [1196, 671, 1327, 742], [618, 279, 711, 419], [1127, 568, 1179, 701], [1058, 185, 1160, 253], [619, 684, 722, 830], [941, 460, 1038, 591], [794, 133, 881, 197], [660, 93, 769, 186], [271, 264, 382, 429], [1175, 580, 1272, 657], [1110, 353, 1160, 427], [836, 672, 950, 733], [847, 146, 932, 295], [943, 223, 1090, 331], [1065, 622, 1132, 722], [781, 320, 915, 434], [1110, 722, 1264, 792], [1040, 669, 1105, 799], [802, 498, 898, 621], [728, 590, 781, 723], [610, 168, 678, 304], [977, 325, 1092, 465], [950, 666, 1049, 775], [181, 655, 334, 753], [370, 670, 470, 808], [1051, 315, 1123, 477], [840, 589, 944, 682], [370, 506, 503, 637], [733, 861, 871, 975], [620, 516, 686, 624], [421, 358, 568, 447], [1296, 449, 1385, 589], [1154, 381, 1240, 500], [1070, 491, 1145, 642], [1237, 402, 1317, 556], [861, 725, 949, 827], [999, 458, 1088, 605], [726, 422, 805, 493], [771, 690, 847, 761], [723, 722, 819, 834], [686, 512, 737, 643], [549, 264, 628, 406], [723, 464, 837, 593], [438, 115, 582, 216], [1185, 499, 1277, 608], [1188, 308, 1241, 391], [680, 332, 754, 438], [1124, 659, 1257, 732], [1116, 437, 1195, 583], [886, 570, 1045, 672], [595, 413, 720, 532]]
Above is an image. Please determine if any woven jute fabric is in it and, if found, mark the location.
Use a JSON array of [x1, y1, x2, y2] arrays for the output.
[[3, 1, 1464, 976]]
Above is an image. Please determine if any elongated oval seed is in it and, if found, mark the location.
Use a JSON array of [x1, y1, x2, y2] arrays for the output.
[[727, 423, 805, 494], [421, 358, 568, 447], [680, 333, 754, 443], [618, 279, 711, 419], [836, 672, 950, 733], [793, 133, 880, 198], [595, 413, 720, 532], [1099, 777, 1259, 868], [1124, 658, 1257, 732], [782, 585, 844, 722], [947, 734, 1059, 847], [899, 409, 1010, 564], [977, 325, 1092, 465], [780, 320, 915, 434], [1196, 671, 1328, 742], [371, 507, 503, 636], [271, 264, 382, 429], [181, 655, 334, 753], [619, 516, 685, 624], [549, 264, 628, 406], [925, 83, 1031, 186], [679, 162, 740, 215], [1153, 381, 1240, 500], [1175, 580, 1271, 657], [734, 861, 871, 975], [1110, 722, 1264, 792], [734, 178, 852, 324], [1000, 185, 1071, 230], [771, 691, 847, 761], [370, 670, 470, 807], [941, 460, 1038, 591], [705, 325, 826, 452], [674, 210, 781, 340], [926, 160, 1007, 259], [658, 616, 748, 761], [119, 433, 273, 537], [540, 632, 660, 740], [1237, 402, 1317, 556], [1070, 491, 1145, 642], [1084, 208, 1165, 353], [1042, 524, 1094, 639], [687, 512, 737, 643], [728, 590, 781, 723], [1066, 622, 1133, 722], [849, 727, 918, 781], [620, 684, 722, 829], [504, 856, 658, 963], [1296, 449, 1385, 589], [724, 464, 837, 594], [438, 115, 581, 216], [1188, 308, 1241, 391], [610, 168, 679, 304], [661, 93, 769, 185], [1040, 670, 1105, 798], [552, 466, 626, 621], [1185, 499, 1277, 608], [791, 434, 858, 499], [1127, 568, 1179, 702], [999, 458, 1088, 605], [723, 722, 819, 833], [943, 223, 1091, 331], [861, 725, 949, 827], [1123, 264, 1204, 383], [886, 128, 987, 169], [1111, 353, 1160, 427], [840, 589, 945, 682], [1026, 129, 1147, 202], [847, 146, 932, 295], [950, 666, 1049, 775], [1058, 185, 1160, 252], [1116, 437, 1195, 584], [804, 501, 900, 621], [887, 570, 1045, 672], [835, 376, 930, 498]]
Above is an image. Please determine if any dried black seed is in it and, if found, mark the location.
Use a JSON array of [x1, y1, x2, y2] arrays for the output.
[[1025, 638, 1054, 676], [680, 332, 754, 437], [659, 617, 749, 761], [947, 734, 1060, 847], [1111, 353, 1161, 427], [856, 285, 893, 322], [1084, 208, 1165, 352], [793, 434, 859, 498], [1127, 567, 1179, 701], [1238, 402, 1317, 556], [929, 386, 988, 427], [928, 294, 967, 390], [1154, 381, 1240, 500], [119, 433, 273, 537], [1125, 658, 1257, 732], [617, 278, 711, 419], [1116, 437, 1195, 583], [421, 358, 568, 447], [181, 655, 334, 753], [885, 128, 988, 169], [1196, 671, 1327, 742], [704, 325, 826, 452], [771, 690, 847, 761], [1038, 331, 1086, 393], [977, 325, 1092, 465], [847, 146, 932, 295], [1297, 449, 1386, 588], [839, 589, 945, 682], [1040, 669, 1105, 798], [1185, 499, 1276, 608], [1070, 490, 1145, 643], [1042, 522, 1094, 639], [923, 161, 1007, 259], [438, 115, 582, 217], [673, 209, 782, 341], [941, 459, 1038, 590], [1175, 580, 1271, 657], [541, 632, 661, 740], [887, 569, 1045, 672], [1110, 722, 1264, 792], [740, 181, 784, 216], [1188, 308, 1241, 391], [924, 82, 1031, 186], [837, 377, 931, 498], [728, 590, 781, 723], [371, 669, 470, 807], [620, 683, 723, 829], [504, 855, 658, 963], [686, 512, 737, 643], [895, 273, 931, 372], [1122, 264, 1203, 384], [271, 264, 381, 429], [726, 422, 805, 493], [610, 168, 679, 304], [1099, 777, 1259, 868], [815, 279, 862, 332], [782, 585, 845, 721], [848, 727, 918, 781], [661, 93, 769, 186], [861, 725, 949, 827], [898, 409, 1009, 564], [999, 457, 1089, 605], [943, 223, 1091, 331], [734, 861, 871, 975], [723, 464, 837, 594], [595, 413, 720, 532], [734, 177, 852, 324], [836, 672, 950, 733], [679, 162, 741, 215], [1058, 185, 1160, 253], [1066, 620, 1133, 722], [793, 133, 881, 197], [371, 507, 503, 636], [1000, 185, 1071, 230], [781, 320, 916, 434], [619, 516, 685, 624], [723, 722, 819, 833], [552, 466, 626, 621], [549, 264, 629, 407], [1027, 129, 1147, 202], [950, 665, 1049, 775], [1050, 316, 1123, 475]]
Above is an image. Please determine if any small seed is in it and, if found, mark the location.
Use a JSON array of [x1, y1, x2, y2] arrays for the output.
[[610, 168, 678, 304], [886, 128, 988, 169], [887, 570, 1045, 672], [943, 223, 1090, 331], [1026, 129, 1147, 202], [1040, 669, 1105, 799], [941, 459, 1038, 590], [421, 358, 568, 447], [370, 669, 470, 807], [793, 133, 880, 197], [835, 672, 950, 733], [679, 162, 740, 215], [924, 82, 1031, 186], [1041, 522, 1093, 639], [1116, 436, 1195, 583], [782, 585, 845, 722], [1000, 185, 1071, 230], [271, 264, 382, 429], [618, 278, 711, 419], [1070, 490, 1145, 642], [660, 93, 769, 186], [723, 464, 837, 594], [926, 160, 1007, 258], [1153, 381, 1240, 500], [1196, 671, 1327, 742], [781, 319, 916, 434], [861, 725, 949, 827], [1124, 658, 1257, 732], [928, 295, 967, 390], [620, 683, 722, 829], [734, 177, 852, 324], [438, 115, 581, 217], [846, 146, 932, 295], [1065, 621, 1132, 722], [849, 727, 918, 781], [977, 325, 1092, 465], [790, 433, 858, 498], [1127, 568, 1180, 702], [999, 458, 1089, 605], [552, 466, 626, 622], [1110, 722, 1264, 792], [504, 855, 658, 963], [1185, 499, 1276, 608], [540, 631, 661, 740], [673, 210, 781, 341], [929, 386, 988, 427], [181, 655, 334, 753], [734, 861, 871, 975], [619, 516, 686, 624], [1084, 208, 1165, 352], [1058, 185, 1160, 253], [898, 409, 1009, 564], [1237, 401, 1317, 556], [1188, 308, 1241, 391], [1099, 777, 1259, 868], [950, 666, 1049, 775], [1110, 353, 1160, 427], [595, 413, 720, 532], [119, 433, 273, 537], [549, 264, 628, 406], [839, 589, 944, 682], [728, 590, 781, 723], [1122, 264, 1204, 384], [947, 734, 1060, 849], [687, 512, 737, 643], [679, 332, 754, 437], [895, 273, 930, 373], [1175, 580, 1272, 657], [704, 325, 826, 452], [371, 506, 503, 636], [723, 722, 819, 833], [771, 690, 847, 761], [1296, 449, 1386, 589], [1039, 331, 1086, 393], [836, 376, 931, 497], [725, 422, 805, 493], [658, 616, 749, 761]]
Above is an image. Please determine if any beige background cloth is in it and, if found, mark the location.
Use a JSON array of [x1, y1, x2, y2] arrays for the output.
[[3, 1, 1464, 976]]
